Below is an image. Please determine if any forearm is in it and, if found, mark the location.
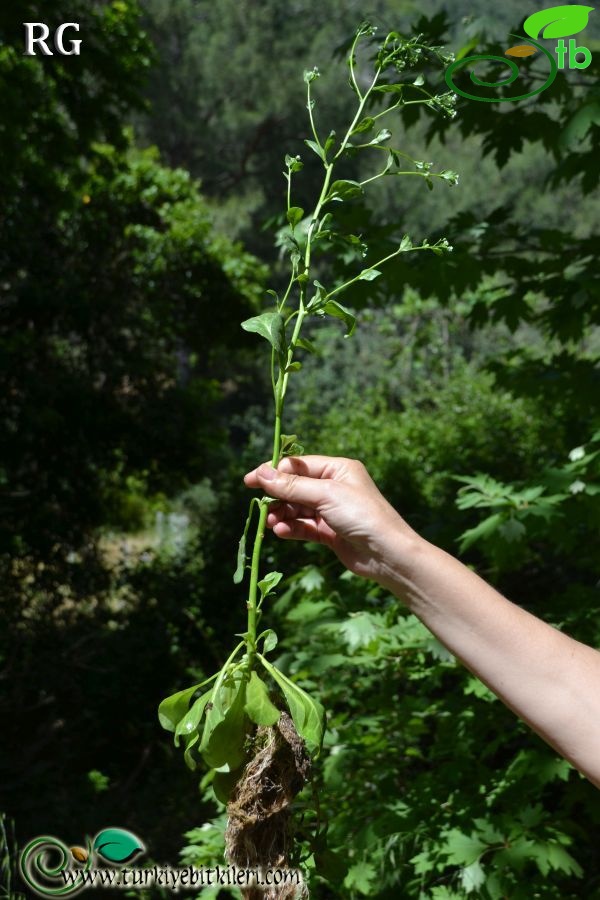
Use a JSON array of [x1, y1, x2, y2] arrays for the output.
[[378, 533, 600, 788]]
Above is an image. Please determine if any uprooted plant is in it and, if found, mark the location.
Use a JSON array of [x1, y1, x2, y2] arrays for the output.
[[158, 21, 458, 896]]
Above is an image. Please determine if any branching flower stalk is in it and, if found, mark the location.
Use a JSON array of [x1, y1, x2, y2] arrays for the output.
[[158, 20, 459, 881]]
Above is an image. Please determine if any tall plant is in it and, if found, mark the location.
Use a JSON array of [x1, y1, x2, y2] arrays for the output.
[[158, 20, 458, 886]]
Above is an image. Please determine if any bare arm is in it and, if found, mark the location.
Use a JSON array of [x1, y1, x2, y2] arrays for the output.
[[244, 455, 600, 788]]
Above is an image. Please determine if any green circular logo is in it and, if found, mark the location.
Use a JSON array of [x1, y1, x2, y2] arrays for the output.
[[445, 35, 558, 102]]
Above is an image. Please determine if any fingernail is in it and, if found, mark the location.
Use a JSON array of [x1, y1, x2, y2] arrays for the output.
[[258, 464, 277, 481]]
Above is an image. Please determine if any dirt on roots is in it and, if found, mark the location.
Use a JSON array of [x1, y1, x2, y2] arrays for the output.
[[225, 712, 311, 899]]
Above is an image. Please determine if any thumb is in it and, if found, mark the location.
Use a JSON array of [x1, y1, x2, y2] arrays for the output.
[[253, 463, 327, 508]]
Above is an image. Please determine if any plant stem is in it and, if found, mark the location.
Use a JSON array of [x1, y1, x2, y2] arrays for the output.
[[242, 28, 439, 672], [244, 164, 334, 668]]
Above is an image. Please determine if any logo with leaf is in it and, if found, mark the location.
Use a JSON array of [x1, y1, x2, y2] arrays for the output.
[[19, 828, 145, 896], [446, 3, 594, 102]]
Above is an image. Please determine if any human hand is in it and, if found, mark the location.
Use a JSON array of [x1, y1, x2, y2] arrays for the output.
[[243, 455, 419, 586]]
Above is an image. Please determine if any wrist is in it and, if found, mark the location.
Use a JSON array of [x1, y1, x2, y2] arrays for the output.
[[371, 521, 431, 599]]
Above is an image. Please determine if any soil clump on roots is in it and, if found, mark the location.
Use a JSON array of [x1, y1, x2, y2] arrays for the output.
[[225, 712, 311, 899]]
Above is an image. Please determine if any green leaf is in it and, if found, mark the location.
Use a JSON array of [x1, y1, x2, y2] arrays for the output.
[[369, 128, 392, 146], [351, 117, 375, 135], [413, 73, 425, 86], [304, 138, 325, 161], [343, 862, 377, 895], [461, 861, 486, 894], [241, 312, 286, 354], [280, 434, 299, 453], [458, 513, 503, 551], [303, 66, 320, 83], [244, 671, 281, 726], [285, 361, 302, 373], [524, 5, 594, 39], [258, 628, 278, 653], [321, 300, 356, 337], [258, 653, 325, 754], [183, 732, 200, 771], [158, 673, 218, 732], [200, 672, 248, 770], [498, 517, 526, 543], [324, 130, 336, 157], [93, 828, 144, 864], [296, 337, 317, 354], [287, 206, 304, 229], [441, 829, 487, 865], [234, 497, 258, 584], [258, 570, 283, 600], [340, 612, 381, 650], [198, 658, 241, 756], [280, 434, 304, 456], [357, 268, 382, 282], [326, 179, 363, 202], [399, 234, 413, 251], [174, 689, 212, 747]]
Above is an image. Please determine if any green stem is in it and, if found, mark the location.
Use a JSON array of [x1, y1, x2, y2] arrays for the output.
[[242, 29, 423, 672], [244, 172, 333, 669], [325, 245, 406, 300], [333, 65, 381, 161], [246, 502, 268, 668], [307, 81, 321, 149], [348, 29, 363, 99]]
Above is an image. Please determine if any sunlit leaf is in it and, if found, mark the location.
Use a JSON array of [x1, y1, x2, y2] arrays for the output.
[[258, 628, 278, 653], [357, 268, 382, 282], [258, 570, 283, 600], [343, 862, 377, 895], [241, 312, 286, 354], [258, 654, 325, 754], [325, 179, 364, 202], [321, 299, 356, 337], [244, 671, 280, 726], [174, 689, 212, 747], [200, 672, 248, 770], [158, 673, 218, 732]]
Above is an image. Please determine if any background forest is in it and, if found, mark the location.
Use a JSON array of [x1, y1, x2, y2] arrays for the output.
[[1, 0, 599, 898]]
